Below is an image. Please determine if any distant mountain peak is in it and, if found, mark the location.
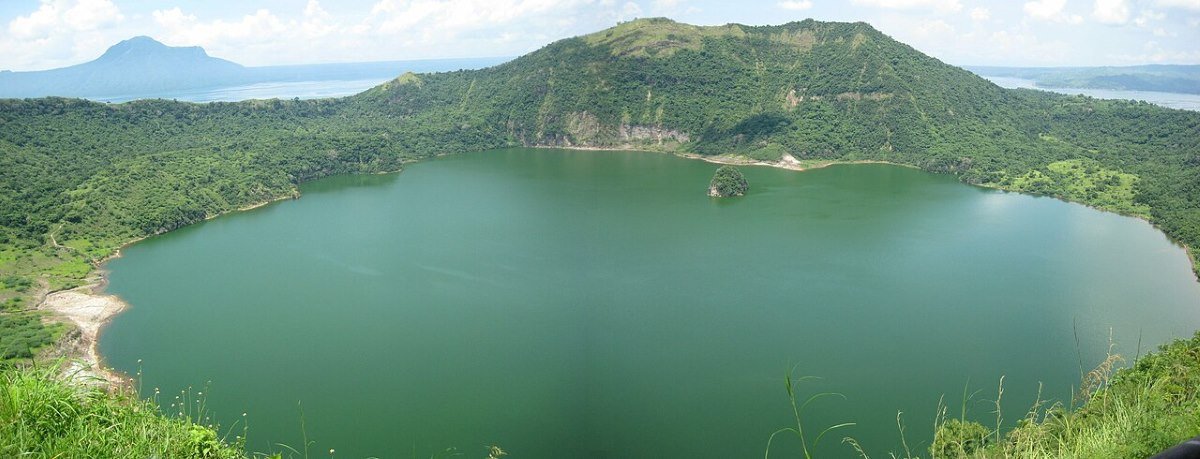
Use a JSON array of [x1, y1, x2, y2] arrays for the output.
[[0, 35, 246, 98], [95, 36, 225, 65], [125, 35, 162, 44], [104, 36, 169, 53]]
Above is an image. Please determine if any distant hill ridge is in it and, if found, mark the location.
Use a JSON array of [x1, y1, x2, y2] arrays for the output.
[[0, 36, 506, 99], [968, 64, 1200, 94], [355, 17, 1013, 157], [0, 36, 245, 98], [95, 36, 237, 67]]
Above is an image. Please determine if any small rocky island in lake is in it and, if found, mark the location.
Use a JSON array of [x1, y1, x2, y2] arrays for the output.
[[708, 165, 749, 197]]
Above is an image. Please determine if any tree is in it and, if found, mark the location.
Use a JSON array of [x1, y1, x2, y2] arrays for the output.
[[708, 166, 749, 197]]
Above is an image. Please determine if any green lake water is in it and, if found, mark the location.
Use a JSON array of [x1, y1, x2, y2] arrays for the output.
[[100, 148, 1200, 458]]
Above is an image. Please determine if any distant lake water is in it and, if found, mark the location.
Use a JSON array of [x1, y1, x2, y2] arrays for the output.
[[93, 78, 391, 103], [100, 148, 1200, 458], [983, 75, 1200, 111], [86, 56, 511, 103], [91, 71, 1200, 110]]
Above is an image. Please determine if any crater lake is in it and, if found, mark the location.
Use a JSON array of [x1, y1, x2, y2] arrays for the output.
[[99, 148, 1200, 458]]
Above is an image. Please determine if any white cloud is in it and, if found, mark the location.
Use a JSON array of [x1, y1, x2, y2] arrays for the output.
[[618, 1, 643, 20], [1024, 0, 1083, 23], [778, 0, 814, 10], [1024, 0, 1066, 18], [647, 0, 700, 15], [985, 28, 1072, 62], [368, 0, 578, 35], [1134, 9, 1166, 26], [301, 0, 336, 37], [151, 8, 193, 31], [1111, 38, 1200, 62], [851, 0, 963, 13], [154, 8, 287, 46], [914, 18, 955, 37], [138, 0, 616, 66], [2, 0, 1196, 71], [2, 0, 128, 70], [651, 0, 685, 11], [9, 0, 123, 39], [870, 11, 1076, 66], [1092, 0, 1130, 24], [8, 3, 60, 39], [62, 0, 123, 31], [1154, 0, 1200, 10]]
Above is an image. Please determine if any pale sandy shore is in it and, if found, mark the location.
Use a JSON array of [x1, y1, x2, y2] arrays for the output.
[[533, 144, 810, 171], [678, 151, 807, 171], [540, 144, 927, 174], [40, 286, 130, 387], [31, 190, 303, 389]]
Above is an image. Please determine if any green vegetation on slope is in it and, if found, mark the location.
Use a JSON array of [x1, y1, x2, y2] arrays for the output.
[[0, 312, 62, 361], [999, 158, 1148, 217]]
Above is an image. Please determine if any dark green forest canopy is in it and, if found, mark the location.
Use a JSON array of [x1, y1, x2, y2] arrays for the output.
[[1, 18, 1199, 360]]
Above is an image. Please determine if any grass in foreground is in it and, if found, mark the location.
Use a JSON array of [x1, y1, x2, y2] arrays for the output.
[[764, 332, 1200, 458], [6, 333, 1200, 458], [926, 331, 1200, 458], [0, 362, 248, 459]]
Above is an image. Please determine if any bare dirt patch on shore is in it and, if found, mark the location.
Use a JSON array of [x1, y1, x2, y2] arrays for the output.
[[40, 287, 129, 387]]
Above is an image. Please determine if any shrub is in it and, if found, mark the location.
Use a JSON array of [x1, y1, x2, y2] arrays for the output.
[[931, 419, 989, 458]]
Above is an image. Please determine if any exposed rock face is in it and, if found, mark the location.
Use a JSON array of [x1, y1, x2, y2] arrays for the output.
[[531, 116, 691, 148], [618, 124, 690, 144], [565, 111, 602, 144]]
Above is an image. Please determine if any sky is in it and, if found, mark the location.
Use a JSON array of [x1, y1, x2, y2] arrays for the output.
[[0, 0, 1198, 71]]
